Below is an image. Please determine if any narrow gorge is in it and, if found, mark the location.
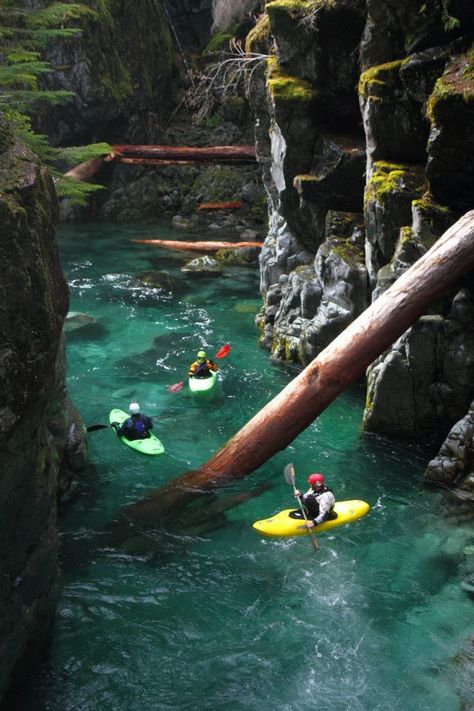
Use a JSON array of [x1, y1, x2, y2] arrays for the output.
[[0, 1, 473, 708]]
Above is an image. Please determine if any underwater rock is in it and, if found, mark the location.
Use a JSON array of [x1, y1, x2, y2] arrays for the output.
[[135, 270, 173, 289], [64, 312, 106, 340], [181, 256, 223, 275]]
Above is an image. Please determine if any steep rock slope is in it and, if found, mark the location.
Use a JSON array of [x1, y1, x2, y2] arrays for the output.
[[247, 1, 474, 501], [0, 114, 87, 703]]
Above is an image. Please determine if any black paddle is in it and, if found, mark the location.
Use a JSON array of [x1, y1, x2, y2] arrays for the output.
[[284, 463, 319, 552]]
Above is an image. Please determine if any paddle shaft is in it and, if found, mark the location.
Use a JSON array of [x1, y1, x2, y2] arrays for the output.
[[294, 488, 319, 552], [284, 463, 319, 552]]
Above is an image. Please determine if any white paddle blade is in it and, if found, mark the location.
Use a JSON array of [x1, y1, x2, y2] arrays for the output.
[[283, 463, 296, 487]]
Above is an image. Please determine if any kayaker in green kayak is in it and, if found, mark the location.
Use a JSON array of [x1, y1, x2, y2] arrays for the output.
[[188, 350, 218, 380], [294, 473, 336, 529], [112, 402, 153, 441]]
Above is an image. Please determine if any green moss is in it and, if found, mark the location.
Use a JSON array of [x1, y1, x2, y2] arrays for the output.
[[204, 32, 233, 54], [266, 0, 333, 19], [365, 161, 426, 206], [358, 59, 405, 99], [412, 192, 450, 216], [267, 56, 314, 104], [331, 239, 364, 267], [245, 13, 271, 54], [84, 0, 174, 103], [399, 226, 413, 243], [427, 48, 474, 121]]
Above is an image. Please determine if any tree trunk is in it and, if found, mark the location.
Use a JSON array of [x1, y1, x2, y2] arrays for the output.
[[119, 211, 474, 524], [64, 157, 104, 181], [110, 144, 257, 163], [131, 239, 263, 252], [197, 202, 242, 211]]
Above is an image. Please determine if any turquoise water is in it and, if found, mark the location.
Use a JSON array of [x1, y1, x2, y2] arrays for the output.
[[16, 223, 473, 710]]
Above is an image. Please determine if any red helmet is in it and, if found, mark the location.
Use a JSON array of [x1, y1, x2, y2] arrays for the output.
[[308, 473, 324, 487]]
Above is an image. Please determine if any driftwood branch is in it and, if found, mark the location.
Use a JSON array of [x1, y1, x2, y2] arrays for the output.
[[131, 239, 263, 252], [119, 211, 474, 524]]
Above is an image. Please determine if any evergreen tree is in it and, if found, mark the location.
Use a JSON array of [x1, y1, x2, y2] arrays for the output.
[[0, 1, 110, 205]]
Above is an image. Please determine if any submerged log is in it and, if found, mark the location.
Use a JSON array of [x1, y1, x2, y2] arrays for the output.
[[119, 211, 474, 523], [197, 201, 242, 211], [131, 239, 263, 252]]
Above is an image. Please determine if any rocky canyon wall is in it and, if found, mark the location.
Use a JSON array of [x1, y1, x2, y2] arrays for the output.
[[0, 115, 87, 703], [247, 0, 474, 504]]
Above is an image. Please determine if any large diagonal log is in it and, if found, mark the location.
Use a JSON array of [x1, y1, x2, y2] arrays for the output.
[[118, 211, 474, 525], [131, 238, 263, 252]]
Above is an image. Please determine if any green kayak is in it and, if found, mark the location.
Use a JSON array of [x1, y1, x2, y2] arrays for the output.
[[109, 408, 165, 456], [188, 369, 217, 393]]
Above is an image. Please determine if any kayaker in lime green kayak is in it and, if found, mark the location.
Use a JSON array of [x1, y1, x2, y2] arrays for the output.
[[112, 402, 153, 441], [294, 472, 336, 529], [188, 350, 218, 380]]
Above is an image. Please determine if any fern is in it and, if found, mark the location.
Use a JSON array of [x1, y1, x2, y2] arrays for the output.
[[55, 176, 105, 207], [0, 2, 106, 205]]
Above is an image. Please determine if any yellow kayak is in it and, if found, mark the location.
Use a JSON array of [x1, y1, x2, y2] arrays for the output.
[[252, 500, 370, 538]]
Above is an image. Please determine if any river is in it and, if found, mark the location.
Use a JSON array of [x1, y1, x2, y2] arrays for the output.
[[14, 221, 473, 710]]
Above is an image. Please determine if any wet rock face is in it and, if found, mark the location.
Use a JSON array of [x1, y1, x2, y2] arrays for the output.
[[425, 400, 474, 514], [250, 0, 474, 451], [0, 115, 87, 703], [35, 0, 180, 145]]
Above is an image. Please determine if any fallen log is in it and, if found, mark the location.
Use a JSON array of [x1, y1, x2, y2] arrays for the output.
[[63, 157, 105, 182], [119, 211, 474, 524], [197, 201, 242, 211], [131, 239, 263, 252], [110, 144, 257, 163]]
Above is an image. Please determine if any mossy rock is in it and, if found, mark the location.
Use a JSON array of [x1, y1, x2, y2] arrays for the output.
[[267, 56, 315, 105], [245, 14, 272, 54], [426, 47, 474, 212], [365, 161, 426, 206], [135, 270, 173, 289], [427, 47, 474, 121], [358, 59, 406, 101]]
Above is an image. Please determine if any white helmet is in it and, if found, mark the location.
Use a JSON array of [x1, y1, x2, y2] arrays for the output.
[[129, 402, 140, 414]]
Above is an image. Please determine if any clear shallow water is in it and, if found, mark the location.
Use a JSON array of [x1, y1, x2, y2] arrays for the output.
[[15, 222, 473, 710]]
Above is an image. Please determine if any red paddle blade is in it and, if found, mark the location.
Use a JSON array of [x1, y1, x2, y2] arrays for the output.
[[215, 344, 230, 359], [167, 380, 184, 393]]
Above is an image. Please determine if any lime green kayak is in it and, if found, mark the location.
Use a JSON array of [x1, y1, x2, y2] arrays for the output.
[[252, 500, 369, 537], [109, 409, 165, 456], [189, 369, 217, 393]]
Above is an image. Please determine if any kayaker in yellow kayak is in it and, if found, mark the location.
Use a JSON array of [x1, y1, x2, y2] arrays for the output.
[[188, 350, 218, 380], [112, 402, 153, 441], [294, 473, 336, 528]]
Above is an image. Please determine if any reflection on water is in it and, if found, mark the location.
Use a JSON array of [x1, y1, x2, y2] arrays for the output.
[[10, 222, 473, 711]]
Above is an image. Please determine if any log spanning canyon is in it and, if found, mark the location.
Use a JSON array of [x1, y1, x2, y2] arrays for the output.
[[118, 211, 474, 526], [65, 144, 258, 181]]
